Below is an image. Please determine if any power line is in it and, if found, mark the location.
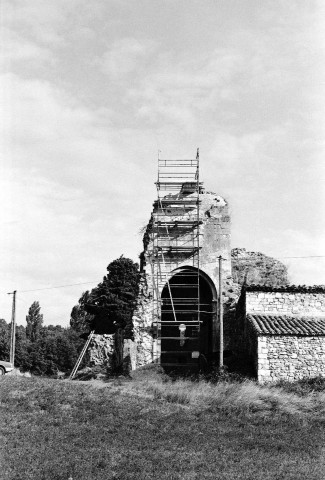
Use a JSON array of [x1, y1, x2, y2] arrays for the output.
[[278, 256, 325, 259], [234, 255, 325, 259], [18, 281, 98, 294], [2, 255, 325, 295], [234, 252, 325, 260]]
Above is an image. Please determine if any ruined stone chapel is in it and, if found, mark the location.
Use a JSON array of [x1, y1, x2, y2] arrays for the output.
[[128, 150, 325, 382], [88, 151, 325, 383]]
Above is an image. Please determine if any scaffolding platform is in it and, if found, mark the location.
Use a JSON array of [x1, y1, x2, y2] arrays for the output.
[[146, 149, 203, 368]]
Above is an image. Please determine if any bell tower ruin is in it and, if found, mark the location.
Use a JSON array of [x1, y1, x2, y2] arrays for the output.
[[132, 150, 233, 370]]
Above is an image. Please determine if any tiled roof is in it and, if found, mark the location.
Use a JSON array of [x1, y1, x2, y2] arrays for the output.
[[244, 285, 325, 293], [247, 314, 325, 336]]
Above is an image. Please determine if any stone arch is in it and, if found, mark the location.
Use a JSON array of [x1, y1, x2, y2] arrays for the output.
[[159, 266, 218, 368], [168, 265, 218, 300]]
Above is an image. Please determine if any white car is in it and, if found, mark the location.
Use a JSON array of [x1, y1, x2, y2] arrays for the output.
[[0, 360, 14, 375]]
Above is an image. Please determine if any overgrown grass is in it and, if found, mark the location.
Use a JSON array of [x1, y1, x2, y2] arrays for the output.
[[1, 369, 325, 479], [275, 376, 325, 396]]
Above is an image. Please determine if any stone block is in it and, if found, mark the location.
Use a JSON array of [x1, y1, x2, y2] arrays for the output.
[[258, 353, 268, 359]]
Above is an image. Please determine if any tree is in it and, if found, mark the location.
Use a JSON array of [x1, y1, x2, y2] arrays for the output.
[[83, 256, 140, 374], [86, 256, 140, 339], [0, 319, 10, 361], [26, 301, 43, 342], [70, 291, 93, 334]]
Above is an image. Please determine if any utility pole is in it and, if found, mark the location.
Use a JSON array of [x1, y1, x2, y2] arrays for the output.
[[8, 290, 17, 366], [218, 257, 224, 370]]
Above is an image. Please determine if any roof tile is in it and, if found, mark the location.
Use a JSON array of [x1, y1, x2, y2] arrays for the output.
[[245, 285, 325, 293], [247, 314, 325, 336]]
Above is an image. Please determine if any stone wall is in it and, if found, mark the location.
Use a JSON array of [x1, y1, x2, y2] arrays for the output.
[[88, 334, 115, 366], [257, 335, 325, 383], [132, 276, 155, 368], [198, 192, 232, 283], [246, 291, 325, 317]]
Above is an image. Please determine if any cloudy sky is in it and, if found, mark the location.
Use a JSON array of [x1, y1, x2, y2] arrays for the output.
[[1, 0, 325, 326]]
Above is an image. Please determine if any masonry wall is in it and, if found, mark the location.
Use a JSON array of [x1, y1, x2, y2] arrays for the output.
[[88, 335, 114, 366], [198, 193, 231, 284], [246, 291, 325, 317], [257, 335, 325, 383], [131, 277, 154, 368]]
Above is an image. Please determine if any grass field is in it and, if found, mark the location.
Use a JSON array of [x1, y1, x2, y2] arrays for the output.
[[1, 367, 325, 480]]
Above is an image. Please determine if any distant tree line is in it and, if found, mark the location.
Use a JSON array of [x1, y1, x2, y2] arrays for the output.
[[0, 301, 85, 375]]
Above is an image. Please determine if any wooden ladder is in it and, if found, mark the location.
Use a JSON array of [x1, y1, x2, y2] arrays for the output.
[[69, 330, 95, 380]]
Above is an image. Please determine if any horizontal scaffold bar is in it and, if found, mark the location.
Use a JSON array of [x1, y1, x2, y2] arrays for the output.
[[156, 182, 203, 190], [158, 285, 200, 288], [158, 171, 198, 175], [153, 211, 199, 217], [155, 199, 199, 205], [157, 337, 199, 340], [152, 320, 202, 324], [159, 362, 198, 368], [161, 309, 212, 314], [155, 246, 200, 251], [159, 363, 199, 367], [153, 220, 201, 226], [156, 272, 199, 276], [152, 220, 202, 232], [160, 351, 198, 354], [158, 158, 199, 165], [162, 302, 210, 306], [156, 181, 203, 185]]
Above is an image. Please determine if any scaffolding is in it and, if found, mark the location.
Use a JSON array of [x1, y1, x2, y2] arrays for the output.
[[146, 149, 203, 368]]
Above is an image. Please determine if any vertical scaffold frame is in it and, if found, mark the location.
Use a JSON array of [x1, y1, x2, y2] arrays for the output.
[[146, 149, 203, 368]]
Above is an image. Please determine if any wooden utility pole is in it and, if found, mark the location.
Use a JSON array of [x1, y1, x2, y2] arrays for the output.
[[218, 257, 224, 369], [8, 290, 17, 366]]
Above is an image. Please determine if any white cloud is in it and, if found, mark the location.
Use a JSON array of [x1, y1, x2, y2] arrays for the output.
[[3, 0, 69, 46], [1, 28, 51, 68], [129, 48, 243, 127], [99, 38, 156, 78]]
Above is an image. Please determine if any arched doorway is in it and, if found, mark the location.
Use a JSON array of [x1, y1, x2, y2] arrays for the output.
[[160, 267, 216, 370]]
